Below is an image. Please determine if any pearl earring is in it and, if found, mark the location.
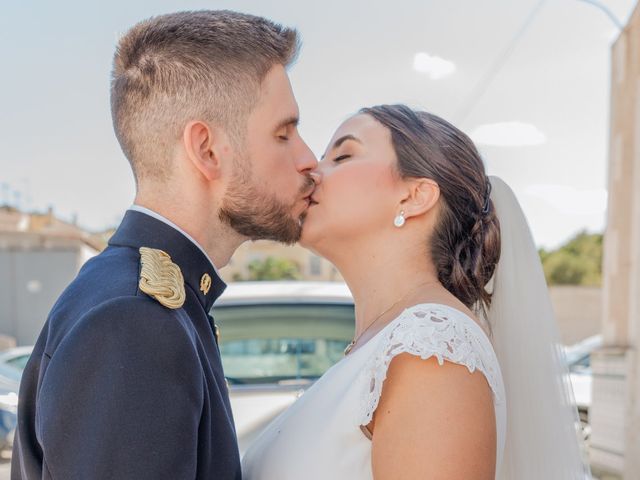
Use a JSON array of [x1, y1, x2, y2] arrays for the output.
[[393, 211, 406, 228]]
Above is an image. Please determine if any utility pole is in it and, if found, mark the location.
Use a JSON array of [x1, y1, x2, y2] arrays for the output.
[[594, 2, 640, 478]]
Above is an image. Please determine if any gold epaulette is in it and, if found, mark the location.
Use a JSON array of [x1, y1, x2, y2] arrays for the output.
[[138, 247, 186, 309]]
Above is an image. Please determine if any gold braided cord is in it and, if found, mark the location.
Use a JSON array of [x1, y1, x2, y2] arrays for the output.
[[138, 247, 186, 309]]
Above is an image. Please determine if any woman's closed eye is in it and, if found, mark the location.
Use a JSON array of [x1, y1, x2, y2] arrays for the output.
[[333, 154, 351, 163]]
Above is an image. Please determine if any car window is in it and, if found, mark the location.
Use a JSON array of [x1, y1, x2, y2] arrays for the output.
[[6, 354, 30, 371], [569, 353, 591, 373], [213, 303, 354, 385]]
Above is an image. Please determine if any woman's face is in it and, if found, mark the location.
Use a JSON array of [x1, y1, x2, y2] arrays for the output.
[[300, 114, 405, 254]]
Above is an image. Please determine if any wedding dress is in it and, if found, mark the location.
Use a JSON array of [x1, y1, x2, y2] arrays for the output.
[[242, 176, 590, 479], [241, 303, 506, 479]]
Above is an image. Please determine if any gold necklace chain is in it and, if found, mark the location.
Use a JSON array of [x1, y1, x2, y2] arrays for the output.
[[344, 280, 439, 356]]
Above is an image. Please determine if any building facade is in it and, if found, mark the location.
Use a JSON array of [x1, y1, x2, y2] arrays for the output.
[[591, 3, 640, 477], [220, 240, 343, 283], [0, 207, 100, 345], [0, 203, 602, 349]]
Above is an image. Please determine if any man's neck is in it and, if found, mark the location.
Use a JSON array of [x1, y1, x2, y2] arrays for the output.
[[131, 198, 245, 270]]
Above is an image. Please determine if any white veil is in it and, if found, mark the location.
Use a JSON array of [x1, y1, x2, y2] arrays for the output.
[[487, 176, 591, 479]]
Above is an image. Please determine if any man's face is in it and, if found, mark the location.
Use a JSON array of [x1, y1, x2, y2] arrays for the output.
[[219, 64, 317, 244]]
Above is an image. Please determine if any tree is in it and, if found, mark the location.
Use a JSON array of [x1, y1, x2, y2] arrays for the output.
[[243, 257, 301, 281], [540, 231, 603, 286]]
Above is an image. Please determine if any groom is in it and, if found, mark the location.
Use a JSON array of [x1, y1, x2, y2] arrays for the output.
[[12, 10, 316, 480]]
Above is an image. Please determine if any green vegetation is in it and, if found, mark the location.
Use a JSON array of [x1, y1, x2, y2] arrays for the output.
[[539, 231, 603, 286], [234, 257, 301, 281]]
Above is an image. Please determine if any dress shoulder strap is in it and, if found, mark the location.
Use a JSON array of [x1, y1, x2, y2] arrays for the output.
[[355, 303, 505, 427]]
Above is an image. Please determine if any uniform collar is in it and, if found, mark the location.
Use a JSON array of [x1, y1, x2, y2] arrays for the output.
[[128, 205, 222, 278], [109, 210, 226, 312]]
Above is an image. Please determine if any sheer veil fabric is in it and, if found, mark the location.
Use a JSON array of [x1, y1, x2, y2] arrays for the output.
[[487, 176, 591, 479]]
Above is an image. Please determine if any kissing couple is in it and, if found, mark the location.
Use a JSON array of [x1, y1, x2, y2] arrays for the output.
[[13, 10, 589, 480]]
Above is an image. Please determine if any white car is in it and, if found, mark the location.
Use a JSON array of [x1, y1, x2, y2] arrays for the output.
[[213, 281, 354, 455], [0, 346, 33, 449], [564, 334, 603, 442], [0, 283, 355, 455]]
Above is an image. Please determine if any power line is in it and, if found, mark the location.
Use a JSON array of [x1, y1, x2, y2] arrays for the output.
[[452, 0, 625, 125], [452, 0, 548, 125], [576, 0, 623, 30]]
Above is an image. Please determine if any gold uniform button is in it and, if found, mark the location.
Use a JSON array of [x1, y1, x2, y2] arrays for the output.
[[200, 273, 212, 295]]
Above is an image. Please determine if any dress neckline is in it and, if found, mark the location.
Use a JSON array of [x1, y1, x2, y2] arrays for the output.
[[345, 302, 489, 359]]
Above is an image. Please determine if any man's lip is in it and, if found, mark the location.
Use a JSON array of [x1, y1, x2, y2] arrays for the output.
[[303, 191, 318, 205]]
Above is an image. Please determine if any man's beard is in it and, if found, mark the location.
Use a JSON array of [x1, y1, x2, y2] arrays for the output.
[[219, 163, 314, 245]]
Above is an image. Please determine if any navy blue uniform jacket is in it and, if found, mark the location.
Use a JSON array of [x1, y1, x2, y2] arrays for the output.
[[12, 210, 242, 479]]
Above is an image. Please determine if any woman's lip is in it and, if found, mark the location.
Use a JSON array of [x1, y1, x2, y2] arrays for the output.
[[303, 194, 318, 206]]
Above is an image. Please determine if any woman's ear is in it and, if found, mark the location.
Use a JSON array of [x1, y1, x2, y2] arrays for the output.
[[183, 120, 230, 181], [401, 179, 440, 220]]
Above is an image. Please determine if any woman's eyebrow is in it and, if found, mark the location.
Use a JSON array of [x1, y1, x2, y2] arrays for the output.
[[321, 134, 362, 160]]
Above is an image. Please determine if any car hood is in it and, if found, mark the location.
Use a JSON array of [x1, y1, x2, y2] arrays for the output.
[[229, 384, 309, 457]]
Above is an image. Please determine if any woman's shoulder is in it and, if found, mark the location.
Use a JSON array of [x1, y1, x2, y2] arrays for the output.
[[398, 302, 490, 335], [378, 302, 495, 358], [355, 302, 505, 427]]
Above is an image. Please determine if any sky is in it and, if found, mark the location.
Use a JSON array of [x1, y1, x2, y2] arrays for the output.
[[1, 0, 636, 249]]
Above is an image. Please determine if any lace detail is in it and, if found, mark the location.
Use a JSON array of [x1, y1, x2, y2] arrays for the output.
[[357, 304, 503, 427]]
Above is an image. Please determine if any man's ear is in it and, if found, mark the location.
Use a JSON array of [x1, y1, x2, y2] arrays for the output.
[[182, 120, 230, 181], [401, 179, 440, 220]]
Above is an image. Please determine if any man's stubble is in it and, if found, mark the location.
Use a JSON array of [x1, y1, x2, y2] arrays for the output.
[[219, 156, 314, 245]]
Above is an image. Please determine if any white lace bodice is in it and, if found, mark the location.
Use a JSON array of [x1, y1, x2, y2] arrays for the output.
[[241, 303, 507, 480], [358, 304, 504, 426]]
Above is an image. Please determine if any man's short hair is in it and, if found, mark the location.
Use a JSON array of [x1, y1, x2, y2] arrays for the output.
[[111, 10, 299, 183]]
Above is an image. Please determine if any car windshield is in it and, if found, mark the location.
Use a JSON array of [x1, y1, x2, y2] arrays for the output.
[[213, 303, 354, 385], [6, 354, 30, 371], [563, 334, 603, 368]]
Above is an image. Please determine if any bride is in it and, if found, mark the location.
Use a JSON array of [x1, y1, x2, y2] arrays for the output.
[[241, 104, 590, 479]]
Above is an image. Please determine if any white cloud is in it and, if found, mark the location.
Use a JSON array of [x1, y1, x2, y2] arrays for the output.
[[524, 184, 608, 215], [412, 52, 456, 80], [471, 121, 547, 147]]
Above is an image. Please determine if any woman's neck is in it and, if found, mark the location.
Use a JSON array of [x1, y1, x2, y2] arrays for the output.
[[332, 241, 442, 338]]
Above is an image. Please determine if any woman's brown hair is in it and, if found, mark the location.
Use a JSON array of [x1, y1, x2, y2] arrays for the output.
[[360, 105, 501, 315]]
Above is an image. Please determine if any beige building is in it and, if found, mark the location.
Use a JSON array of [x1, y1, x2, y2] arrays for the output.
[[220, 240, 343, 283], [549, 286, 601, 345], [590, 2, 640, 477], [0, 199, 600, 347], [0, 206, 101, 345]]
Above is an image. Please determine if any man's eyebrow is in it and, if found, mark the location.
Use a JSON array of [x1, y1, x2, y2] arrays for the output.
[[275, 116, 299, 131], [321, 134, 362, 160]]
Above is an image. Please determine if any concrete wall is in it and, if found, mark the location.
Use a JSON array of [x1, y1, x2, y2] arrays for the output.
[[0, 249, 82, 345], [549, 286, 602, 345]]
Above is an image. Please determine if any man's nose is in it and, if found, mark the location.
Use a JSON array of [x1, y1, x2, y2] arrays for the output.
[[296, 140, 319, 173], [309, 170, 322, 186]]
